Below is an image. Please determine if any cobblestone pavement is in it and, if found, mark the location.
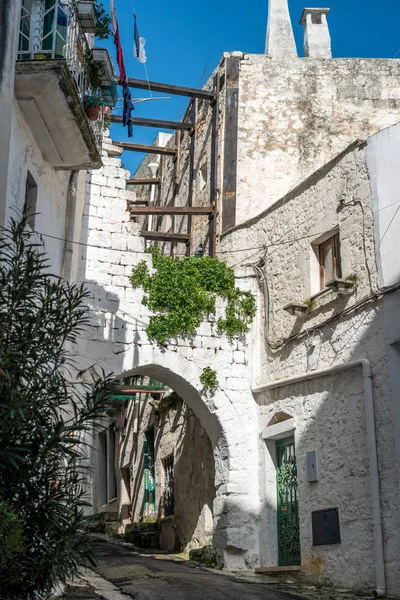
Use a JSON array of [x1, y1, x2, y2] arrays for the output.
[[61, 537, 374, 600]]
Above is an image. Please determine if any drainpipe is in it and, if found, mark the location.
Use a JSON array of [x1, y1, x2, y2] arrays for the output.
[[253, 359, 386, 598]]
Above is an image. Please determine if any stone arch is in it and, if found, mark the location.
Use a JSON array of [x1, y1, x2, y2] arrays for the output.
[[119, 362, 222, 448], [94, 343, 262, 569]]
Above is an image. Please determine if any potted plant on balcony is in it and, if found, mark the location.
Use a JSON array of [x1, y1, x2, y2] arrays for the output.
[[84, 91, 104, 120]]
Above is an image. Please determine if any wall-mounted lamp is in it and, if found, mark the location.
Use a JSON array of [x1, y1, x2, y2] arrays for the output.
[[148, 162, 159, 178]]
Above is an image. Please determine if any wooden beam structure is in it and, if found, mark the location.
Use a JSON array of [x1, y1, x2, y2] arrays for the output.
[[126, 77, 214, 100], [209, 72, 220, 257], [222, 57, 240, 232], [111, 114, 193, 131], [141, 231, 190, 243], [129, 206, 213, 216], [112, 141, 177, 156], [127, 178, 160, 185]]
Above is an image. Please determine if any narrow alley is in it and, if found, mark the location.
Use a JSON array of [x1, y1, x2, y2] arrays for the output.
[[61, 538, 372, 600]]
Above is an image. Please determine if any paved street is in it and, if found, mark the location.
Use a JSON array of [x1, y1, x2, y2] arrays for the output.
[[61, 538, 321, 600]]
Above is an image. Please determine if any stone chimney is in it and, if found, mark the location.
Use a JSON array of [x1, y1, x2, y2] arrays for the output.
[[300, 8, 332, 58], [266, 0, 298, 59]]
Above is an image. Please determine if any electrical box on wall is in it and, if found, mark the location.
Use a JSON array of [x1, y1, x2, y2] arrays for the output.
[[312, 507, 341, 545], [307, 450, 318, 482]]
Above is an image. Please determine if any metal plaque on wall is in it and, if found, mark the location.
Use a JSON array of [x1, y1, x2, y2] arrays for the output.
[[312, 507, 341, 545]]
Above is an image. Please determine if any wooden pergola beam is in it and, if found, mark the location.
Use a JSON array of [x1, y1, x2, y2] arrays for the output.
[[127, 178, 160, 185], [126, 77, 214, 100], [129, 206, 213, 216], [111, 115, 193, 131], [141, 231, 190, 242], [112, 141, 177, 155]]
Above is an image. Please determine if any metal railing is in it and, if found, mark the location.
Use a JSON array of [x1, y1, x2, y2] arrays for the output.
[[18, 0, 91, 101], [18, 0, 103, 152]]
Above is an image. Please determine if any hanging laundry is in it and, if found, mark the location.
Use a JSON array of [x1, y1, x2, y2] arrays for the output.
[[109, 1, 134, 137], [109, 0, 117, 36], [122, 80, 134, 138], [114, 24, 126, 83], [133, 15, 147, 64]]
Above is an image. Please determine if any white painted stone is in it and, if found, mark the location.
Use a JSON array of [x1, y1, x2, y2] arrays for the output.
[[265, 0, 298, 58]]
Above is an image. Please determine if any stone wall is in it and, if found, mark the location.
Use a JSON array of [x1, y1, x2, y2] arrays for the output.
[[220, 137, 400, 594], [122, 392, 215, 552], [74, 132, 262, 570], [237, 56, 400, 224]]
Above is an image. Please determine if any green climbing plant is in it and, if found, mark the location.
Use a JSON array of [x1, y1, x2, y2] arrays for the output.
[[130, 249, 256, 345], [200, 367, 219, 392]]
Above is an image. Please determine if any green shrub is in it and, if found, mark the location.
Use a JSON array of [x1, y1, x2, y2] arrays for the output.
[[0, 213, 116, 599]]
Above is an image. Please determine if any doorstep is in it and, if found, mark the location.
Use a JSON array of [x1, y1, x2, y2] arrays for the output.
[[255, 565, 302, 574]]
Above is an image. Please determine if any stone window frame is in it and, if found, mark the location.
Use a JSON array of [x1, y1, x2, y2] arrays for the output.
[[310, 228, 341, 295]]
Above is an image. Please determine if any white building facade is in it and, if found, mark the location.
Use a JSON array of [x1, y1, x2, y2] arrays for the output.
[[78, 3, 400, 596], [2, 1, 400, 597]]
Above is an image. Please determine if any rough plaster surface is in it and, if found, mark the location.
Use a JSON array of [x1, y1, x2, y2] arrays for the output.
[[0, 0, 20, 228], [220, 136, 400, 594], [366, 125, 400, 288], [237, 56, 400, 224], [265, 0, 298, 59], [6, 101, 70, 274]]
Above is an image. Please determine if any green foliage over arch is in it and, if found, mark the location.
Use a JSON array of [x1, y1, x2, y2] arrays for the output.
[[130, 249, 256, 345]]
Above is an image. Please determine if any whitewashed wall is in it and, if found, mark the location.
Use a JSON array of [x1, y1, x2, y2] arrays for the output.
[[220, 135, 400, 595], [5, 101, 71, 275], [74, 133, 262, 570]]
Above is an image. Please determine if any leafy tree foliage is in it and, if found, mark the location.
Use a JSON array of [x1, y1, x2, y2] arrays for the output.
[[130, 249, 256, 345], [0, 215, 115, 599]]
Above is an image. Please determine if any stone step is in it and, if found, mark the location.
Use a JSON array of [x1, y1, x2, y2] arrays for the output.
[[255, 565, 302, 574]]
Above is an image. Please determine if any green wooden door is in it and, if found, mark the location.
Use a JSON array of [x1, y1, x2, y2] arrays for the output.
[[144, 427, 156, 516], [277, 437, 301, 566]]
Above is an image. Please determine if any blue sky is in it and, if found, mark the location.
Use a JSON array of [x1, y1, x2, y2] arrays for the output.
[[104, 0, 400, 174]]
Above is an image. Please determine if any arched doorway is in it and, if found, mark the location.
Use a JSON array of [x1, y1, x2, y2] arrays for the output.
[[87, 344, 261, 570]]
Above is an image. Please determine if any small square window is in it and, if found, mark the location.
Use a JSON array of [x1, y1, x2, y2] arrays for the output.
[[318, 233, 341, 290]]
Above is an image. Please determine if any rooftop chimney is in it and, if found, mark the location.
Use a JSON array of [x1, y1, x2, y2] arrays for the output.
[[300, 8, 332, 58], [266, 0, 298, 59]]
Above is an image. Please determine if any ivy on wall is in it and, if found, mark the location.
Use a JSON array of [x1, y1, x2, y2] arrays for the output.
[[130, 249, 256, 345], [200, 367, 219, 392]]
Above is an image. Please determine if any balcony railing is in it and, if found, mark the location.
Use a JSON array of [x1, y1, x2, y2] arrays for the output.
[[18, 0, 93, 101]]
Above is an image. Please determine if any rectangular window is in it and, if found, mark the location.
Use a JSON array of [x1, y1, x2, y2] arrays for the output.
[[163, 454, 174, 517], [25, 171, 38, 230], [319, 233, 341, 290]]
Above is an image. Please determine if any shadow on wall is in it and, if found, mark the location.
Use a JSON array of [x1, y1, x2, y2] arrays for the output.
[[120, 392, 216, 552], [169, 400, 215, 551], [257, 301, 400, 594]]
